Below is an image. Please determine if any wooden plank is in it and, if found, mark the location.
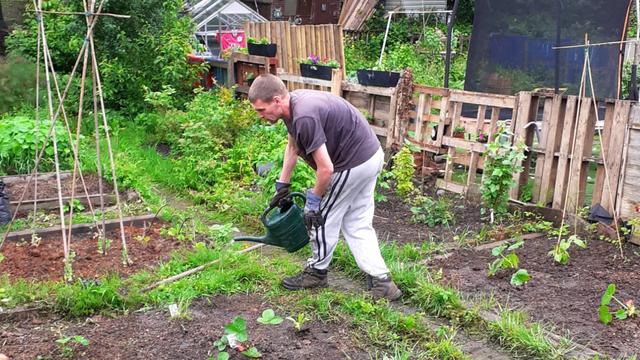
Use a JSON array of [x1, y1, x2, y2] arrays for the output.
[[509, 92, 534, 200], [601, 100, 631, 211], [538, 95, 564, 205], [285, 23, 293, 75], [386, 89, 400, 150], [591, 101, 616, 207], [279, 73, 332, 87], [467, 104, 486, 187], [331, 69, 342, 97], [341, 82, 396, 96], [413, 84, 449, 97], [414, 93, 427, 142], [566, 98, 594, 212], [449, 90, 517, 109], [434, 94, 450, 147], [552, 96, 578, 209], [442, 136, 488, 153], [436, 179, 467, 195], [619, 128, 640, 219], [532, 97, 553, 204], [488, 107, 500, 142]]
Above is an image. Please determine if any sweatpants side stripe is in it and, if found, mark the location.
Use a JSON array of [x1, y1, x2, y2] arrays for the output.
[[318, 169, 350, 261], [311, 171, 342, 268]]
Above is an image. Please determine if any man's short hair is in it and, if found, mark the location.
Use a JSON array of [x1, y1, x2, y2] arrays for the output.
[[248, 74, 288, 103]]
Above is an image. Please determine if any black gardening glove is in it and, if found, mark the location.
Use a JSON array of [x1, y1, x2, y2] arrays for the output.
[[269, 181, 293, 210], [303, 190, 324, 230]]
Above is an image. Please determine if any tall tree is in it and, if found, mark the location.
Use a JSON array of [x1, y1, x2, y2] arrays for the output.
[[0, 1, 8, 56]]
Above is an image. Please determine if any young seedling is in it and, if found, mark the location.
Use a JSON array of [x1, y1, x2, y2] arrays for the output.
[[286, 312, 309, 332], [257, 309, 283, 325], [56, 334, 89, 358], [487, 239, 523, 276], [510, 269, 530, 286], [599, 284, 636, 325], [548, 234, 587, 265], [213, 316, 262, 358]]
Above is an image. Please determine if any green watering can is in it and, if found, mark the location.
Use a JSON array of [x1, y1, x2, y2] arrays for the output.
[[233, 192, 309, 253]]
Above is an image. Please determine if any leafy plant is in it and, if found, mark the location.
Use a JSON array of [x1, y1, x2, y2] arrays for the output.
[[390, 146, 415, 199], [63, 199, 85, 214], [0, 115, 75, 175], [56, 334, 89, 358], [488, 239, 523, 277], [548, 235, 587, 265], [599, 284, 636, 325], [213, 316, 261, 358], [247, 37, 270, 45], [480, 127, 525, 221], [257, 309, 283, 325], [374, 170, 393, 202], [410, 195, 454, 227], [286, 312, 309, 332]]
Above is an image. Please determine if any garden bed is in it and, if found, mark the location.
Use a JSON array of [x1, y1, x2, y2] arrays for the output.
[[3, 171, 117, 216], [430, 235, 640, 357], [0, 220, 184, 282], [1, 294, 368, 359]]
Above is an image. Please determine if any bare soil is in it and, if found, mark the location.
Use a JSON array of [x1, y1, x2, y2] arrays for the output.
[[5, 173, 113, 201], [1, 294, 369, 360], [0, 223, 184, 281], [431, 236, 640, 358]]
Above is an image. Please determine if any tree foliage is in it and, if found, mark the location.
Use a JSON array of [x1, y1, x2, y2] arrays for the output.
[[7, 0, 203, 114]]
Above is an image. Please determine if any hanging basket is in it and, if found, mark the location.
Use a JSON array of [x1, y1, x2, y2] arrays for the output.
[[300, 63, 334, 80], [357, 69, 400, 87], [247, 43, 277, 57]]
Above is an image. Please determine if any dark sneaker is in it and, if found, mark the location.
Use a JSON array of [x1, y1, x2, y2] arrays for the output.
[[282, 267, 328, 290], [367, 275, 402, 301]]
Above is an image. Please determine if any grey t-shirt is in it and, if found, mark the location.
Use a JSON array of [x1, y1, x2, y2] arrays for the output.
[[284, 90, 380, 172]]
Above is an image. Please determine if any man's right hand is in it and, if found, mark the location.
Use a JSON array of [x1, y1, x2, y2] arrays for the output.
[[269, 181, 292, 209]]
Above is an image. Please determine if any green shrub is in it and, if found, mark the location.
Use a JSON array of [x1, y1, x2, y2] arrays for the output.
[[0, 114, 75, 175], [391, 146, 416, 199], [0, 56, 41, 114]]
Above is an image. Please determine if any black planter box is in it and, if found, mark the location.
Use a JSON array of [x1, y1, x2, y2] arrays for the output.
[[300, 63, 334, 80], [247, 43, 277, 57], [357, 69, 400, 87]]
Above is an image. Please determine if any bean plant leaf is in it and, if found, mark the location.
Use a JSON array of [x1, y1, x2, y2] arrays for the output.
[[601, 284, 616, 306], [491, 244, 508, 257], [257, 309, 283, 325], [224, 316, 248, 342], [214, 337, 228, 351], [599, 305, 613, 324], [507, 239, 524, 251], [572, 236, 587, 248], [510, 269, 530, 286], [503, 252, 519, 270], [241, 347, 262, 358], [615, 309, 628, 320], [217, 352, 230, 360], [73, 335, 89, 346]]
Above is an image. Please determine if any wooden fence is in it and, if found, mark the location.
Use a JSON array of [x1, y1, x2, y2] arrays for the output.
[[401, 86, 636, 220], [244, 21, 345, 79]]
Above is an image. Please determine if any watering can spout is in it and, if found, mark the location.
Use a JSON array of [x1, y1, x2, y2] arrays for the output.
[[233, 234, 277, 246]]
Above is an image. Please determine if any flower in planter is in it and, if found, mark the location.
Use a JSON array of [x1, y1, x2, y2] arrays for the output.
[[477, 131, 489, 143], [453, 125, 466, 136], [299, 54, 340, 68]]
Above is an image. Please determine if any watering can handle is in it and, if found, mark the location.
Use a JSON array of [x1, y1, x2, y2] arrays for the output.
[[260, 192, 306, 222]]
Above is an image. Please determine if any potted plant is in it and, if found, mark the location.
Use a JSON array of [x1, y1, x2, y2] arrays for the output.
[[247, 37, 277, 57], [299, 54, 340, 80], [356, 65, 400, 88], [452, 125, 466, 139]]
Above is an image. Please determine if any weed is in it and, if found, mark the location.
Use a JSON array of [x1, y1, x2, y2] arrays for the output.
[[599, 284, 636, 325], [63, 199, 85, 214], [510, 269, 530, 287], [548, 235, 587, 265], [286, 312, 310, 332], [168, 296, 193, 320], [375, 170, 393, 203], [257, 308, 283, 325]]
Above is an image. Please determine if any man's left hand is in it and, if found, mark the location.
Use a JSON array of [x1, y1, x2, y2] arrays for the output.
[[304, 190, 324, 230]]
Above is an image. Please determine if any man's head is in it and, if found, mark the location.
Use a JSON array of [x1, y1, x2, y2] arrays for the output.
[[248, 74, 290, 124]]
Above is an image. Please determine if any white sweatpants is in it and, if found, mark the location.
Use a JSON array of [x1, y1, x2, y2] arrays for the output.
[[307, 147, 390, 277]]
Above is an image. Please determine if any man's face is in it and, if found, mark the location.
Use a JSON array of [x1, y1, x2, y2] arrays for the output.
[[251, 96, 282, 124]]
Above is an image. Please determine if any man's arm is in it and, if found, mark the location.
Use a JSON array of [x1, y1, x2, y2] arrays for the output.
[[311, 144, 334, 197], [279, 134, 298, 183]]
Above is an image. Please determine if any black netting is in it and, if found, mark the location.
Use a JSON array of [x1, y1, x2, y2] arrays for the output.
[[465, 0, 631, 98]]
